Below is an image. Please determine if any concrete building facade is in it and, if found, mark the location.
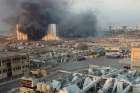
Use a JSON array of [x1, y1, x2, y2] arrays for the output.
[[42, 24, 59, 41], [0, 52, 30, 81], [17, 24, 59, 41], [16, 24, 28, 41]]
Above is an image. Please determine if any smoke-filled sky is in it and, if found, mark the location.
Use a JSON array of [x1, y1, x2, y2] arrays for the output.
[[0, 0, 140, 32], [70, 0, 140, 27]]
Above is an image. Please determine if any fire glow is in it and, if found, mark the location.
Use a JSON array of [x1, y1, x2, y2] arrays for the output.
[[16, 24, 59, 41], [42, 24, 59, 41]]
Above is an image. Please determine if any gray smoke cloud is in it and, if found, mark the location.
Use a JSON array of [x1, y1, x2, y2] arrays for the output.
[[0, 0, 98, 37]]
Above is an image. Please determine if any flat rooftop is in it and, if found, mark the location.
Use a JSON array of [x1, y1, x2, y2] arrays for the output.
[[0, 52, 27, 59]]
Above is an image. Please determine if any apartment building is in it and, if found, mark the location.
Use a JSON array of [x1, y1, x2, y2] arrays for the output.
[[0, 52, 30, 81]]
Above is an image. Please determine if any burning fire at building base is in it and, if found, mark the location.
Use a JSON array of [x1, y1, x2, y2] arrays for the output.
[[42, 24, 59, 41], [16, 24, 28, 41], [16, 24, 59, 41]]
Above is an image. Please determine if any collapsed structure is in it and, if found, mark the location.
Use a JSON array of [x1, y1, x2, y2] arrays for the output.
[[15, 65, 140, 93]]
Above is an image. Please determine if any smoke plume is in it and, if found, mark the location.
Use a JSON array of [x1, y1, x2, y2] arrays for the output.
[[0, 0, 98, 38]]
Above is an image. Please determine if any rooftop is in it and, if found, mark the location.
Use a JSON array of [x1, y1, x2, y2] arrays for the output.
[[0, 52, 27, 59]]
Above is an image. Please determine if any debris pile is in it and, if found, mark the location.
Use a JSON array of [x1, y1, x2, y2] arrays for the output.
[[13, 66, 140, 93]]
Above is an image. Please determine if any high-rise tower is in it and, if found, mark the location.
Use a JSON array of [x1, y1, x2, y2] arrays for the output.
[[42, 24, 59, 41], [16, 24, 28, 41]]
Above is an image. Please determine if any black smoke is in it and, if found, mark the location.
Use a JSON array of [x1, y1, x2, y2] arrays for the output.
[[2, 0, 97, 39], [18, 1, 48, 40], [59, 11, 97, 37]]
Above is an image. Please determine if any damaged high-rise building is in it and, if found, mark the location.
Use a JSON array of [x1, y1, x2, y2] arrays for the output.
[[11, 0, 97, 39], [16, 24, 28, 41], [42, 24, 59, 41], [16, 24, 59, 41], [16, 1, 59, 41]]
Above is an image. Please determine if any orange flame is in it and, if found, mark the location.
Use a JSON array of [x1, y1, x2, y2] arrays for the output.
[[42, 31, 59, 41]]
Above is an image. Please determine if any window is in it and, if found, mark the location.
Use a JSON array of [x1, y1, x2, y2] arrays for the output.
[[2, 61, 5, 64], [22, 66, 25, 68], [18, 66, 21, 70], [13, 68, 15, 71], [7, 69, 11, 72], [22, 56, 27, 59], [26, 65, 28, 68], [3, 69, 7, 73]]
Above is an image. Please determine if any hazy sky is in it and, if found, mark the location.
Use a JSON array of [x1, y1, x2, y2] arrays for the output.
[[0, 0, 140, 31], [70, 0, 140, 28]]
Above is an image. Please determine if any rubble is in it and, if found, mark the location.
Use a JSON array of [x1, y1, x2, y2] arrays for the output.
[[0, 37, 136, 93], [9, 65, 140, 93]]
